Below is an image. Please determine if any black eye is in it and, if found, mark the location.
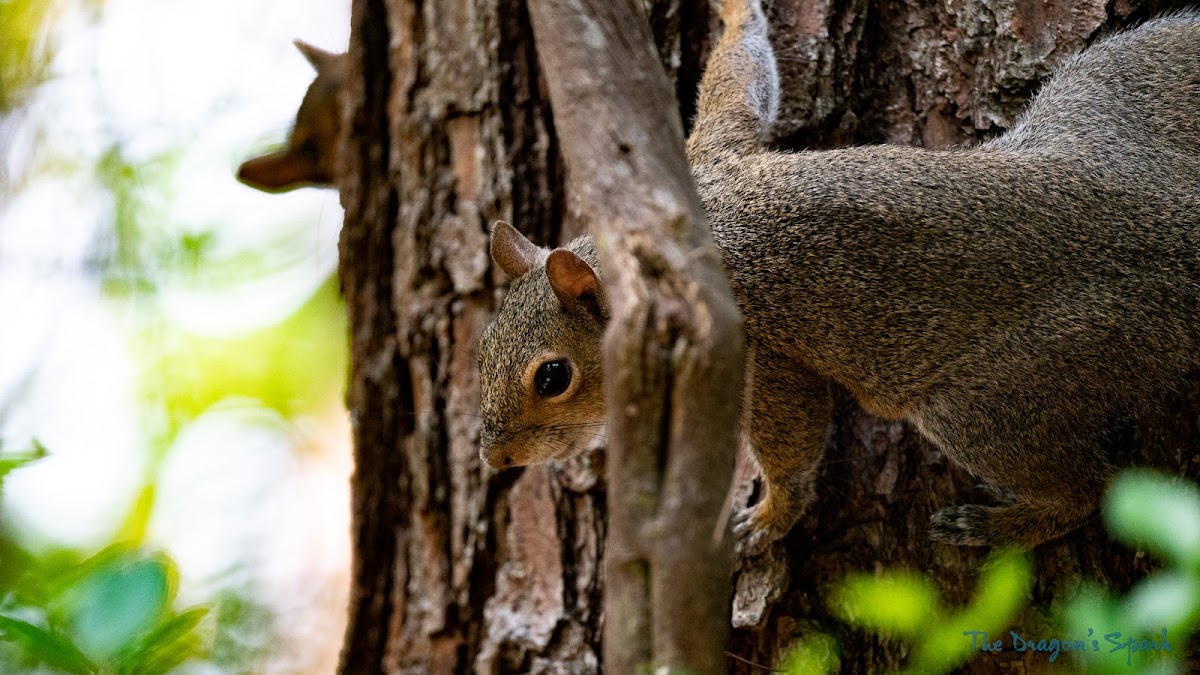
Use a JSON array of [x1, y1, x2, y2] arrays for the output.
[[534, 359, 571, 398], [299, 138, 320, 162]]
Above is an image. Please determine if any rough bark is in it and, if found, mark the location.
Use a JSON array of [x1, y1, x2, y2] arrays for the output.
[[338, 0, 1200, 673], [338, 0, 608, 671], [523, 1, 743, 673]]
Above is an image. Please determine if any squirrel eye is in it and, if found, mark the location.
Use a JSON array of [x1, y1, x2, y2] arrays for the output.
[[534, 359, 571, 398], [299, 138, 320, 162]]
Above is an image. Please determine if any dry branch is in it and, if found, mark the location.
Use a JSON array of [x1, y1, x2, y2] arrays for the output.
[[524, 0, 746, 672]]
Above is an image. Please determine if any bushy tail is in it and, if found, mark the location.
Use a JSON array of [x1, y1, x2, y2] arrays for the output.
[[685, 0, 779, 166]]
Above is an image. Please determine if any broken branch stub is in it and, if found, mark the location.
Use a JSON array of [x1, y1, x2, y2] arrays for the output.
[[525, 1, 746, 673]]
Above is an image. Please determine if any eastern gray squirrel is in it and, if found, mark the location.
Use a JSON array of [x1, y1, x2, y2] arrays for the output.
[[478, 0, 1200, 555], [237, 41, 346, 193]]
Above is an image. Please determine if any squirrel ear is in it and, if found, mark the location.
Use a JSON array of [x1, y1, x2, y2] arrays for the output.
[[294, 40, 338, 73], [547, 249, 604, 318], [491, 221, 544, 279]]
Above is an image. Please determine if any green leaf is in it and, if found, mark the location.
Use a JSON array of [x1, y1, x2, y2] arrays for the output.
[[829, 571, 939, 637], [179, 231, 215, 270], [780, 633, 839, 675], [117, 606, 209, 674], [67, 555, 172, 662], [113, 483, 157, 547], [964, 549, 1033, 625], [42, 543, 135, 608], [0, 614, 96, 675], [1123, 573, 1200, 634], [905, 622, 979, 675], [1105, 470, 1200, 566], [909, 550, 1032, 675], [0, 439, 49, 487]]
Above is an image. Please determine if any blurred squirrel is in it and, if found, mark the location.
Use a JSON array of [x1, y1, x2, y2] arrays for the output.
[[479, 2, 1200, 555], [237, 41, 346, 192]]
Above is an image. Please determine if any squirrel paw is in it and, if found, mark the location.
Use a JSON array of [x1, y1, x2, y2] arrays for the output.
[[733, 499, 791, 558], [929, 504, 993, 546]]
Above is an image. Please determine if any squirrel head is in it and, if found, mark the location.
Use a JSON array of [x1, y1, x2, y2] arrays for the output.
[[237, 40, 347, 193], [478, 222, 608, 468]]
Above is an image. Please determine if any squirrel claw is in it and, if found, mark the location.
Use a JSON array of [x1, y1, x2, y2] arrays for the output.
[[733, 501, 787, 558], [930, 504, 992, 546], [970, 482, 1017, 505]]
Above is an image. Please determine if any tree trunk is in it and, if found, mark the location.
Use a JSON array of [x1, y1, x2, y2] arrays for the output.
[[337, 0, 1200, 673]]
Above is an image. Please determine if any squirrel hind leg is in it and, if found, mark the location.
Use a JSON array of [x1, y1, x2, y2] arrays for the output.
[[733, 465, 821, 557], [929, 490, 1100, 548], [917, 395, 1117, 547], [734, 352, 834, 557]]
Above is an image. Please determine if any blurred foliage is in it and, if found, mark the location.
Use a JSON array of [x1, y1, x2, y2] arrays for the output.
[[781, 471, 1200, 674], [144, 274, 346, 432], [1062, 470, 1200, 674], [781, 549, 1033, 675], [0, 448, 209, 674], [0, 0, 349, 672], [209, 590, 278, 672], [778, 632, 839, 675], [0, 440, 48, 490], [0, 542, 210, 674], [0, 0, 109, 113], [95, 145, 181, 296], [0, 0, 59, 114]]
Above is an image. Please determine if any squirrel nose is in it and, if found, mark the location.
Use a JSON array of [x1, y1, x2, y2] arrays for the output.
[[479, 437, 510, 468], [481, 448, 511, 468]]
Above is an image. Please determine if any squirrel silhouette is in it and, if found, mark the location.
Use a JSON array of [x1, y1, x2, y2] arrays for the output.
[[478, 1, 1200, 555], [237, 41, 345, 193]]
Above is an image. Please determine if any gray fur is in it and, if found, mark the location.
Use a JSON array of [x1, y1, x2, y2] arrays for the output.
[[480, 6, 1200, 553]]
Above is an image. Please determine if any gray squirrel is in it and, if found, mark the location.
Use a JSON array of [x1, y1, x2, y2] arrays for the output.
[[237, 41, 346, 193], [478, 0, 1200, 555]]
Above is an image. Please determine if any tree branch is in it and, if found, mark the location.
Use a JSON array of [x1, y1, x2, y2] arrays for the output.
[[524, 1, 746, 672]]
